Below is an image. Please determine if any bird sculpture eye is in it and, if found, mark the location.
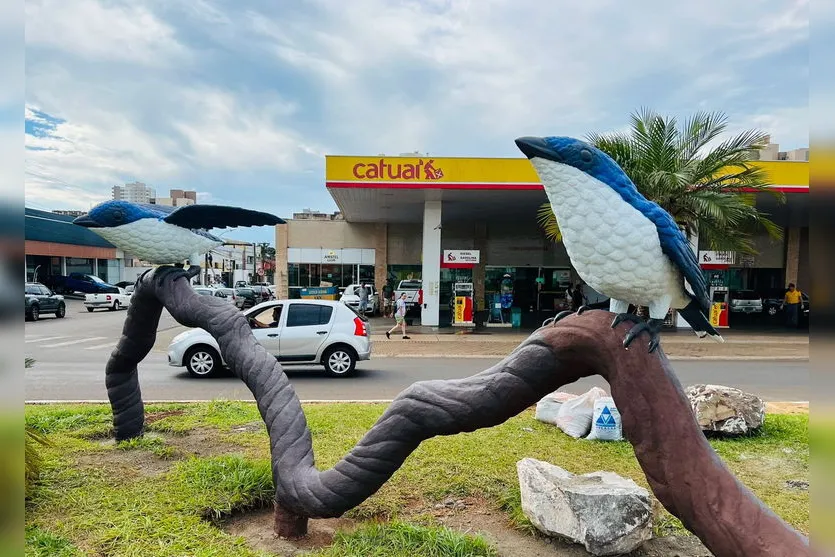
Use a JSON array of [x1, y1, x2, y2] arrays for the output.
[[580, 148, 593, 163]]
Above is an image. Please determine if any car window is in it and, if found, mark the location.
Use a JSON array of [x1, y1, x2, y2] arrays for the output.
[[251, 304, 283, 327], [286, 303, 333, 327], [89, 275, 105, 283], [25, 285, 39, 295], [732, 291, 760, 300], [399, 281, 421, 290], [38, 286, 52, 296]]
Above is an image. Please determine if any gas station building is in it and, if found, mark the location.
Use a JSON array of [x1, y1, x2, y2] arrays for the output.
[[275, 155, 809, 329]]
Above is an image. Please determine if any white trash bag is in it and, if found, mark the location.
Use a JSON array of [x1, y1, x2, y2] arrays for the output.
[[535, 392, 579, 426], [586, 396, 623, 441], [554, 387, 607, 438]]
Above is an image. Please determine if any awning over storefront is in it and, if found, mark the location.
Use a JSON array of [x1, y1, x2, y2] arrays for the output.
[[325, 155, 809, 222]]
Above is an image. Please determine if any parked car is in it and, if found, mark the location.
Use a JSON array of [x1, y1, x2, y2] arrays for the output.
[[762, 288, 810, 320], [25, 282, 66, 321], [44, 273, 120, 295], [235, 281, 249, 288], [340, 283, 379, 315], [235, 287, 258, 309], [214, 287, 244, 308], [167, 299, 371, 378], [84, 290, 131, 312], [728, 290, 763, 314], [251, 285, 274, 304]]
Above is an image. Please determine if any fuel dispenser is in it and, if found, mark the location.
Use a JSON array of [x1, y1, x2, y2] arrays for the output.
[[709, 286, 730, 328], [452, 282, 474, 327]]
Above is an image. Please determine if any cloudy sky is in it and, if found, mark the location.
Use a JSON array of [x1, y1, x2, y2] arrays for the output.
[[22, 0, 808, 245]]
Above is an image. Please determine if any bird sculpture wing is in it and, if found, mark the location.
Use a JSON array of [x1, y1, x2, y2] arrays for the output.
[[161, 204, 286, 229], [637, 201, 710, 313], [594, 166, 711, 314]]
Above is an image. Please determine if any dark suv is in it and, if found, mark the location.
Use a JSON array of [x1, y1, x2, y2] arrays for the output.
[[25, 282, 66, 321], [235, 287, 258, 309]]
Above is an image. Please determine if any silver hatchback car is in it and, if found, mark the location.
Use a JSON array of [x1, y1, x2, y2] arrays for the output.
[[167, 299, 372, 378]]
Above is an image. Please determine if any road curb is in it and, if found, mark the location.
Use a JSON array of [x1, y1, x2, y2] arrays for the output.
[[24, 398, 811, 405], [370, 355, 809, 361]]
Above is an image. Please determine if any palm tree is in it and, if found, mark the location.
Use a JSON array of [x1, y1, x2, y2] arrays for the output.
[[537, 108, 784, 253]]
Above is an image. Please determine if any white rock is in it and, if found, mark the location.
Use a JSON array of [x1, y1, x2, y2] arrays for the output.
[[517, 458, 652, 556], [685, 384, 765, 435]]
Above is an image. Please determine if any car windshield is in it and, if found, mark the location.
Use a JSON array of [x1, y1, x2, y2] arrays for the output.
[[399, 281, 421, 290], [218, 289, 234, 295], [237, 288, 254, 295], [732, 291, 760, 300], [88, 275, 105, 283], [194, 289, 213, 296]]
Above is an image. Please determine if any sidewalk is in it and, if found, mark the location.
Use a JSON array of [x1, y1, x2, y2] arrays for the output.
[[369, 318, 808, 360]]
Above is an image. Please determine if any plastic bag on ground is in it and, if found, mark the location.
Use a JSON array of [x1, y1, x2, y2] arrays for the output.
[[555, 387, 607, 438], [586, 396, 623, 441], [535, 392, 579, 426]]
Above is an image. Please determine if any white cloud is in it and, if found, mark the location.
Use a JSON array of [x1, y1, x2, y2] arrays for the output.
[[25, 0, 189, 67], [23, 0, 809, 217]]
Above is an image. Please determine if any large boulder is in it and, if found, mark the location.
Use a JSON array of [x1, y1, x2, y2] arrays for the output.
[[685, 384, 765, 435], [516, 458, 652, 556]]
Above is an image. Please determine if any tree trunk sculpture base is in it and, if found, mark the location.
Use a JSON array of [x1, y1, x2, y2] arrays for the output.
[[274, 502, 308, 539], [105, 267, 810, 555]]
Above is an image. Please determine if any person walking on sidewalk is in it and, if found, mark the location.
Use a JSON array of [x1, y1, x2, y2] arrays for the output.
[[386, 292, 410, 340], [782, 283, 803, 328]]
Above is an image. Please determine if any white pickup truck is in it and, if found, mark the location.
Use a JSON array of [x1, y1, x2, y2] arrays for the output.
[[84, 289, 132, 312], [394, 279, 422, 314]]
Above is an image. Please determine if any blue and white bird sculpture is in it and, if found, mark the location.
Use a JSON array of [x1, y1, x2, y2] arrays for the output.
[[515, 136, 724, 352], [74, 200, 284, 280]]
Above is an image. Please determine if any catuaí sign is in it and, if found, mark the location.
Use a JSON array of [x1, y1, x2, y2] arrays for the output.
[[443, 250, 480, 264]]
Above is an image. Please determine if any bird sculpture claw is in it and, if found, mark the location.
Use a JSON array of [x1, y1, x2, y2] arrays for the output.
[[620, 317, 664, 353]]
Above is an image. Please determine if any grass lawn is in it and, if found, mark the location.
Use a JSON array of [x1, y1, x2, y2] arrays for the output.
[[24, 401, 808, 556]]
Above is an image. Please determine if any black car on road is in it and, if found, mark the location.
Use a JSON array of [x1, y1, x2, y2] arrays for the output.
[[25, 282, 66, 321]]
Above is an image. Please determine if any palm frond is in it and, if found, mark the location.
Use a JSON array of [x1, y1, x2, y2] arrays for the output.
[[536, 202, 562, 243]]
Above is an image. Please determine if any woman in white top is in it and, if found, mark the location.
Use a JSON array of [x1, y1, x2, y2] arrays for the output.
[[386, 293, 411, 340]]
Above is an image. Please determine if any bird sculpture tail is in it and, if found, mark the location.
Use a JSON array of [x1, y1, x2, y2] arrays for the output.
[[678, 298, 724, 342]]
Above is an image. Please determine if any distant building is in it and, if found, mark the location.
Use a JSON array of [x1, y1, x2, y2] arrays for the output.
[[292, 208, 343, 221], [51, 210, 85, 217], [152, 189, 197, 207], [754, 136, 810, 162], [112, 181, 156, 204]]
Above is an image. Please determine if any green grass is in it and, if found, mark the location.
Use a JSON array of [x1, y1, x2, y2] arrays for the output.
[[24, 401, 809, 556], [309, 520, 497, 557]]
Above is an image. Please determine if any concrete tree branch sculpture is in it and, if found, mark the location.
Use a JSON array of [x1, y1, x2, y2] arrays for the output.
[[105, 268, 808, 557]]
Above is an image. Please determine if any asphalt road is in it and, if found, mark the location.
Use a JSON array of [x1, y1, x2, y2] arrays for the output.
[[25, 299, 809, 402]]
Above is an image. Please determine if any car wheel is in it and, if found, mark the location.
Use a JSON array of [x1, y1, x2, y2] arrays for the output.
[[185, 346, 221, 378], [55, 303, 66, 318], [86, 307, 95, 312], [322, 346, 357, 377], [767, 306, 778, 316], [29, 305, 39, 321], [109, 300, 120, 311]]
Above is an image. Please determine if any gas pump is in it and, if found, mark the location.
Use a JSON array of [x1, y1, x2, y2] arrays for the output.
[[452, 282, 474, 327], [709, 286, 730, 328]]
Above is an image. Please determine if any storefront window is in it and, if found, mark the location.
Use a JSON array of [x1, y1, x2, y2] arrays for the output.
[[320, 264, 341, 287], [359, 265, 375, 286], [66, 257, 94, 275], [308, 264, 321, 287], [288, 263, 301, 287], [386, 265, 421, 289]]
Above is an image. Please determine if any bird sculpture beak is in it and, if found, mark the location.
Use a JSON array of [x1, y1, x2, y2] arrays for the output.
[[72, 214, 101, 228], [514, 136, 562, 163]]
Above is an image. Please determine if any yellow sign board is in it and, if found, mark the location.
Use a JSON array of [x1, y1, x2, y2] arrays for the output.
[[325, 155, 809, 191]]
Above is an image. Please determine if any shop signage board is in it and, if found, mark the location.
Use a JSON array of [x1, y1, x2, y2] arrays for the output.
[[699, 251, 735, 267], [443, 250, 480, 264]]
